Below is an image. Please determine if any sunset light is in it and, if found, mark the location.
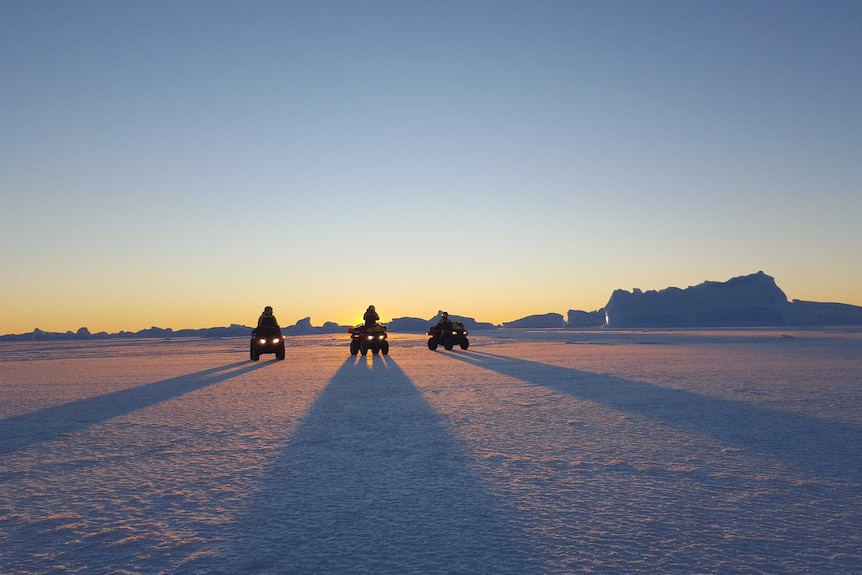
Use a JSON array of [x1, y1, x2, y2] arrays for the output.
[[1, 1, 860, 336], [3, 4, 861, 569]]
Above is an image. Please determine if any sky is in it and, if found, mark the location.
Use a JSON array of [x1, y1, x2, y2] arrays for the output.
[[2, 0, 861, 334]]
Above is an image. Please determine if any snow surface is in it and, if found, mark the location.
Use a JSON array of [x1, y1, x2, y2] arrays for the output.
[[1, 329, 860, 574]]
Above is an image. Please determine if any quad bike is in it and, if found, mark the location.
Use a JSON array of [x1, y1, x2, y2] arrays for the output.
[[250, 326, 285, 361], [349, 323, 389, 356], [427, 322, 469, 351]]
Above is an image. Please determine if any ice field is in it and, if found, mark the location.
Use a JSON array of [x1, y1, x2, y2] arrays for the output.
[[1, 329, 860, 574]]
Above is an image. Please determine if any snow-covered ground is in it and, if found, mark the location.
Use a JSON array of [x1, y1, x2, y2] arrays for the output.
[[1, 329, 860, 574]]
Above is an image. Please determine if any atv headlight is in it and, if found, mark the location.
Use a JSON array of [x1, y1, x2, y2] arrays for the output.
[[463, 330, 468, 335], [272, 338, 280, 344], [259, 338, 267, 345], [378, 334, 385, 340], [451, 331, 458, 336], [367, 335, 374, 341]]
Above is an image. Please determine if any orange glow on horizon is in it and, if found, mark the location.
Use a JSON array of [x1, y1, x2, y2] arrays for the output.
[[3, 273, 862, 336]]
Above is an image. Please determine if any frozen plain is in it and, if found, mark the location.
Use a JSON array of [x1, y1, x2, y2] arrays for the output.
[[0, 329, 860, 575]]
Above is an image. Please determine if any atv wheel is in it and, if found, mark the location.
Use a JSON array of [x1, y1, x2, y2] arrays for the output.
[[350, 341, 360, 355], [381, 341, 389, 355], [276, 346, 286, 360], [460, 338, 469, 350], [250, 343, 257, 361], [361, 344, 369, 356], [444, 342, 454, 351], [427, 338, 438, 351]]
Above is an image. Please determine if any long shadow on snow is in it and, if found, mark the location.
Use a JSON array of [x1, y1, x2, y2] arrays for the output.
[[0, 360, 271, 456], [227, 354, 542, 575], [446, 351, 862, 483]]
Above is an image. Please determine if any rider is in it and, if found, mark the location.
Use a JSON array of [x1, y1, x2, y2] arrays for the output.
[[363, 305, 380, 327], [257, 306, 280, 332], [437, 311, 453, 330]]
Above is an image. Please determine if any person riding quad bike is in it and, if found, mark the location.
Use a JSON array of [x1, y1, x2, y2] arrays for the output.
[[250, 306, 285, 360], [427, 311, 469, 351], [349, 322, 389, 356]]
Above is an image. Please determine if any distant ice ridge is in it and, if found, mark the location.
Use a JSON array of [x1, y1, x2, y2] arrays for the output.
[[4, 272, 862, 340], [602, 271, 862, 327]]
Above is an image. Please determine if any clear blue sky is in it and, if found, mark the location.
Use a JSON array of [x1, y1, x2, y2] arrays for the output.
[[2, 0, 860, 333]]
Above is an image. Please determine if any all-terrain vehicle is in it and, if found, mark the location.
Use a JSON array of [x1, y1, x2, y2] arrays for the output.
[[250, 326, 285, 361], [349, 323, 389, 356], [427, 321, 469, 351]]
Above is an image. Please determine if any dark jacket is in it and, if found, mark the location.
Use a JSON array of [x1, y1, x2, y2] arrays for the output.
[[363, 308, 380, 326], [257, 311, 280, 330]]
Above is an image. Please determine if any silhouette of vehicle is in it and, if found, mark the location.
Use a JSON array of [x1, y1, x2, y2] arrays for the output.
[[349, 324, 389, 356], [427, 322, 469, 351], [250, 326, 285, 361]]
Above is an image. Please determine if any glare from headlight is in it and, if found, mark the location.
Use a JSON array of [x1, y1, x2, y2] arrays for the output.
[[463, 330, 468, 335], [451, 331, 458, 336], [272, 338, 280, 343], [259, 339, 266, 345], [367, 335, 374, 341]]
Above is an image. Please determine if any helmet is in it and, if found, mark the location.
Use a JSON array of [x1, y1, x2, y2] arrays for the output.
[[442, 311, 448, 316], [368, 305, 375, 311], [264, 306, 273, 313]]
